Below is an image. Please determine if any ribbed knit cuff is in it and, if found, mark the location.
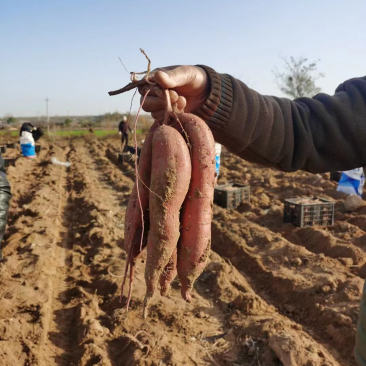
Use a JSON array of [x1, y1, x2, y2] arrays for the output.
[[194, 65, 233, 132]]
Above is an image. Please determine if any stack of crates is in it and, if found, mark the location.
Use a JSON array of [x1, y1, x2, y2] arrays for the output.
[[214, 182, 250, 209], [283, 197, 335, 228]]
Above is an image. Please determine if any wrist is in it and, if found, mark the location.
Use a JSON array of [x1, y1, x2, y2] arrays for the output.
[[193, 65, 233, 133], [194, 66, 211, 109]]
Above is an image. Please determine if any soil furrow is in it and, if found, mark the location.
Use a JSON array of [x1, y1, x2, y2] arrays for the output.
[[211, 206, 359, 365], [0, 136, 362, 366], [243, 211, 366, 279]]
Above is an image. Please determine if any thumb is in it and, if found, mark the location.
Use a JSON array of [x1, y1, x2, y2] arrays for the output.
[[153, 66, 192, 89]]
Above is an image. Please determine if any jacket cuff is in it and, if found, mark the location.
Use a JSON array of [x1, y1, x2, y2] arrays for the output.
[[194, 65, 233, 132]]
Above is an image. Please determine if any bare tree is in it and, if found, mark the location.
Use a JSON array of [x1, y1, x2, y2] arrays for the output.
[[273, 56, 325, 98]]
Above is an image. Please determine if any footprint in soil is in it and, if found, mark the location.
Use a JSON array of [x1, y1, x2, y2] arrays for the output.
[[107, 337, 142, 366], [72, 278, 119, 298], [17, 254, 39, 274]]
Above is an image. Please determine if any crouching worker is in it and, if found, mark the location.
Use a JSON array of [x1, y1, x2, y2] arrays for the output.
[[20, 123, 44, 159], [0, 156, 11, 260]]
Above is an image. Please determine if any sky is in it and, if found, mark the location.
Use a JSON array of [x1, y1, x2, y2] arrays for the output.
[[1, 0, 365, 118]]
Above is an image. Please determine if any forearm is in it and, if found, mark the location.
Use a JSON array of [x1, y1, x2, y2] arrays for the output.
[[195, 66, 366, 173]]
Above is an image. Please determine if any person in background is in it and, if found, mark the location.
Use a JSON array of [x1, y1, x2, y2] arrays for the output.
[[0, 156, 11, 260], [118, 116, 132, 151], [20, 123, 43, 159], [139, 65, 366, 365], [214, 143, 221, 186]]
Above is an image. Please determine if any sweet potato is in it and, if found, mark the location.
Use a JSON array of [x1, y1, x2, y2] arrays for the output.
[[144, 125, 191, 315], [110, 71, 216, 311], [174, 113, 216, 302], [124, 186, 137, 253], [127, 121, 159, 259], [159, 247, 177, 296], [121, 122, 158, 305]]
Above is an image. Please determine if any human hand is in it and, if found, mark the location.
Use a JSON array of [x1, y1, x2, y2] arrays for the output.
[[139, 66, 209, 120]]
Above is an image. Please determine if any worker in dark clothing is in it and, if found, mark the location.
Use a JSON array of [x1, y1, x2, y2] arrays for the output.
[[139, 65, 366, 365], [0, 156, 12, 260], [118, 116, 131, 151]]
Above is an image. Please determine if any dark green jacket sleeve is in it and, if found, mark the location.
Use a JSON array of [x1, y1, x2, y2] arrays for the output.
[[195, 66, 366, 174], [0, 157, 11, 243]]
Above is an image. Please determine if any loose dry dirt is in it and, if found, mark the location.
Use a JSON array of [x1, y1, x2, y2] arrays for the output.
[[0, 135, 363, 366]]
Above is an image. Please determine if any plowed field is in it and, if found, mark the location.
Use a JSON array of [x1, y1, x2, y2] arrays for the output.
[[0, 135, 363, 366]]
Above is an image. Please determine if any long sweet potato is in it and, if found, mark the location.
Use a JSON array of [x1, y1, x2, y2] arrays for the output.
[[174, 113, 216, 302], [121, 122, 158, 306], [144, 125, 191, 316], [124, 122, 158, 256]]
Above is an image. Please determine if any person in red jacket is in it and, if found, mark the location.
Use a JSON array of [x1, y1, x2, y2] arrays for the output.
[[139, 65, 366, 366]]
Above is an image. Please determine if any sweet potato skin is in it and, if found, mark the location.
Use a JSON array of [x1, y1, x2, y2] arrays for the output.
[[124, 186, 137, 252], [144, 125, 191, 308], [124, 122, 159, 261], [174, 113, 216, 302], [159, 247, 177, 296]]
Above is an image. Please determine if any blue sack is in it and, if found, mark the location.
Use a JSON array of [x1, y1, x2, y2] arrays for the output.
[[337, 168, 365, 197], [215, 143, 221, 177], [20, 131, 36, 158], [21, 143, 36, 157]]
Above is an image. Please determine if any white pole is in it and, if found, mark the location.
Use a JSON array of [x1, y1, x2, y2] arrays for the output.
[[46, 98, 49, 135]]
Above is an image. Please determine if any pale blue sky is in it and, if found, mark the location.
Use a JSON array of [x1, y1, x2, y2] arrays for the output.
[[1, 0, 365, 117]]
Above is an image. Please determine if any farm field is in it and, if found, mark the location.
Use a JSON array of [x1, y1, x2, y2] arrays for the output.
[[0, 130, 121, 138], [0, 134, 363, 366]]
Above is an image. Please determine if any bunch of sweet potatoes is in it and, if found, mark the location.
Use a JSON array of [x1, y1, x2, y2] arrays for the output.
[[123, 112, 216, 316]]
